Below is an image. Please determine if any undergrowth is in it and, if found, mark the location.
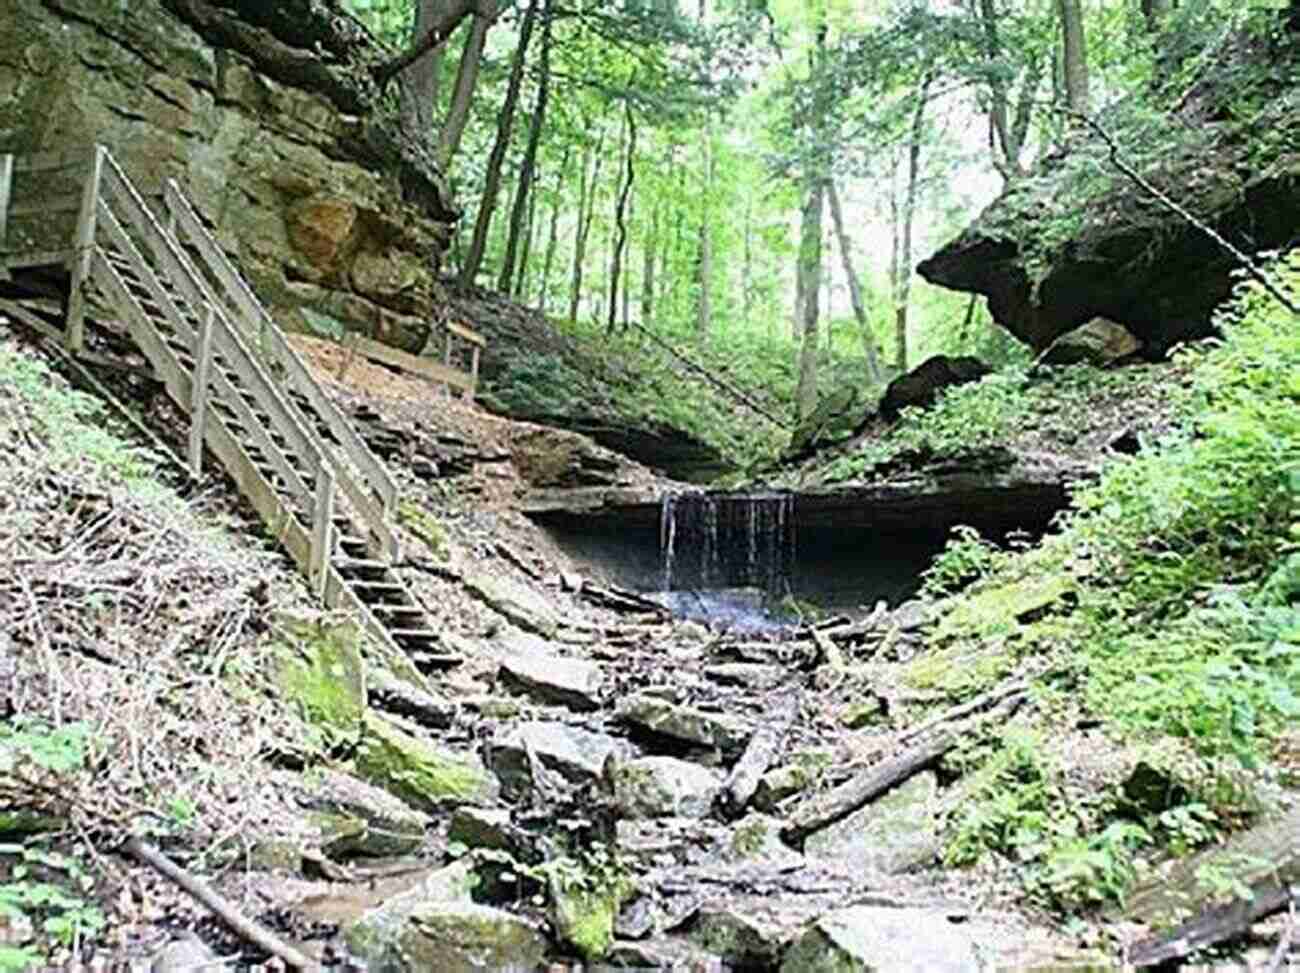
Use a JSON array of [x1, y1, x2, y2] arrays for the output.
[[921, 253, 1300, 911], [482, 316, 868, 472], [816, 363, 1161, 485]]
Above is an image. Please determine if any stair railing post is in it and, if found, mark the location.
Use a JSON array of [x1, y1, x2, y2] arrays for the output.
[[0, 153, 13, 279], [188, 304, 217, 477], [65, 145, 107, 354], [310, 462, 335, 601], [465, 342, 480, 403], [443, 327, 454, 401]]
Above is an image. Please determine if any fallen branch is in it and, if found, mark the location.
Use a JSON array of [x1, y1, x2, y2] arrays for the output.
[[720, 689, 799, 818], [782, 692, 1026, 844], [124, 837, 317, 970], [1068, 109, 1300, 317], [1128, 878, 1295, 968], [625, 319, 791, 429], [896, 680, 1029, 747]]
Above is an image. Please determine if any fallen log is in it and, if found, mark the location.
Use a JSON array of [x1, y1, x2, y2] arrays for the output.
[[124, 837, 316, 970], [781, 733, 955, 845], [720, 690, 799, 819], [1129, 879, 1295, 967], [782, 692, 1026, 844]]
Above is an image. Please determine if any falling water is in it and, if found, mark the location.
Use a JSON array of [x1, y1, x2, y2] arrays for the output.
[[658, 491, 796, 599]]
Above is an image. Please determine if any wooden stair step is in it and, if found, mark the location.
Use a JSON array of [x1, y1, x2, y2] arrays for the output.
[[333, 558, 392, 580], [409, 650, 463, 670]]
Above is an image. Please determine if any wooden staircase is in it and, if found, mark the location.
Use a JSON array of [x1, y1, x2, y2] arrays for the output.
[[0, 145, 459, 671]]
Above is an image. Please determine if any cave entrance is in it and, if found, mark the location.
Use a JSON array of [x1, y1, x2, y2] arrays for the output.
[[532, 486, 1066, 631]]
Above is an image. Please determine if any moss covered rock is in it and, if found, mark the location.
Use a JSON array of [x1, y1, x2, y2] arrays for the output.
[[355, 713, 497, 811], [347, 899, 548, 973], [272, 617, 366, 743]]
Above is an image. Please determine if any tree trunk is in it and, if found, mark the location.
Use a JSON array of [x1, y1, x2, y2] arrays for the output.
[[497, 0, 553, 293], [1140, 0, 1171, 37], [459, 0, 540, 288], [399, 0, 445, 145], [608, 103, 638, 333], [1058, 0, 1090, 115], [569, 125, 607, 321], [434, 3, 495, 168], [514, 173, 539, 297], [537, 148, 567, 312], [695, 132, 715, 336], [641, 200, 659, 324], [826, 180, 884, 384], [894, 76, 930, 373], [794, 178, 825, 421], [373, 0, 477, 91]]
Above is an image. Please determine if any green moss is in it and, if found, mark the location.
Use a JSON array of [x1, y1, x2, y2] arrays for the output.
[[936, 576, 1072, 642], [398, 502, 447, 560], [903, 644, 1015, 697], [552, 875, 633, 962], [0, 811, 65, 836], [355, 713, 495, 810], [273, 618, 366, 743], [731, 818, 770, 856]]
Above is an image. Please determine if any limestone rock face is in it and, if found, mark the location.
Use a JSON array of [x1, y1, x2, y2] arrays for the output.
[[1, 0, 455, 353], [918, 16, 1300, 355]]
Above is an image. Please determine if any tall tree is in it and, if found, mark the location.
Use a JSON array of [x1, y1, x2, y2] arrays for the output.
[[435, 1, 496, 167], [569, 124, 608, 321], [499, 0, 555, 292], [891, 72, 933, 371], [794, 176, 825, 421], [608, 102, 638, 333], [826, 180, 885, 384], [399, 0, 446, 143], [537, 148, 568, 312], [461, 0, 541, 287], [1057, 0, 1090, 115]]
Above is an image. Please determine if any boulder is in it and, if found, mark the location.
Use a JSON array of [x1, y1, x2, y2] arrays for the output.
[[347, 898, 547, 973], [721, 813, 804, 869], [779, 906, 980, 972], [498, 639, 604, 711], [489, 721, 625, 801], [878, 356, 990, 419], [612, 757, 722, 819], [291, 768, 428, 859], [1038, 318, 1142, 367], [447, 807, 514, 853], [917, 16, 1300, 355], [617, 694, 753, 756], [355, 713, 497, 811], [803, 772, 941, 875]]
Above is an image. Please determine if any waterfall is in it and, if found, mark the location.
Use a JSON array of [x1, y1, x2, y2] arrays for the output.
[[658, 491, 796, 599]]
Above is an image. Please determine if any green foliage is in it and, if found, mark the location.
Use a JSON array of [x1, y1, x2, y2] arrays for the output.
[[0, 722, 91, 777], [920, 525, 1002, 597], [0, 845, 105, 958], [0, 350, 158, 483], [482, 314, 838, 470], [933, 253, 1300, 905]]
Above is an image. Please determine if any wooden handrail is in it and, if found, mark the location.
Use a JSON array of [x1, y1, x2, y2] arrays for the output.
[[162, 182, 398, 523], [97, 155, 327, 478]]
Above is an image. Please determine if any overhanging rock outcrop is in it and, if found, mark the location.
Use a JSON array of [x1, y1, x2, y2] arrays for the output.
[[919, 16, 1300, 356], [2, 0, 455, 351]]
